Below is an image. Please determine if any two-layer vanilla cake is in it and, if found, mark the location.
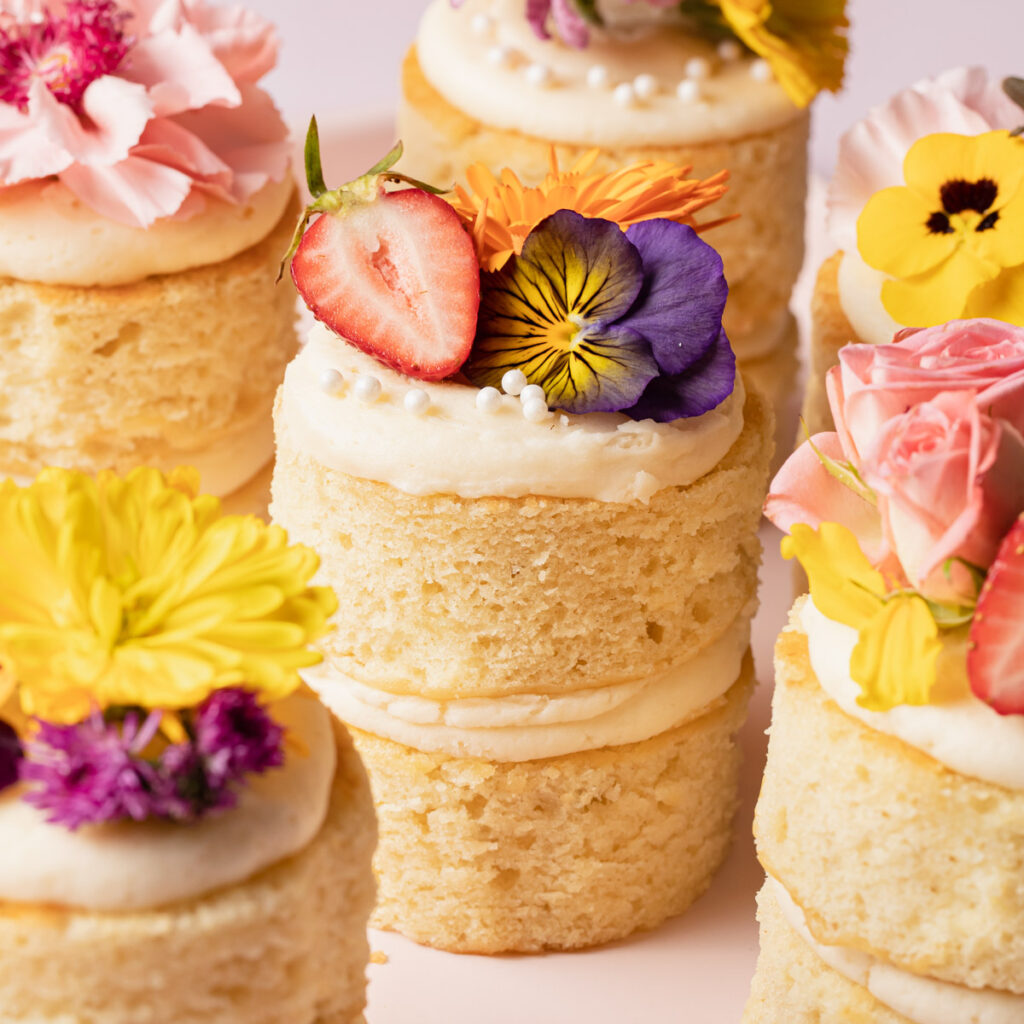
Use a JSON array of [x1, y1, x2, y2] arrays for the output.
[[271, 132, 774, 952], [747, 319, 1024, 1022], [399, 0, 850, 405], [0, 0, 300, 508]]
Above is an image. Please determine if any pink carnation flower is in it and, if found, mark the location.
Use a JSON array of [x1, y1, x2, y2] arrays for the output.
[[827, 68, 1021, 253], [0, 0, 290, 227]]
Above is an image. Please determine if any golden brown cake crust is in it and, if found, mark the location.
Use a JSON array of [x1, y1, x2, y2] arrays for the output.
[[399, 47, 809, 370], [0, 193, 300, 481], [755, 623, 1024, 993], [0, 721, 377, 1024], [360, 659, 754, 954]]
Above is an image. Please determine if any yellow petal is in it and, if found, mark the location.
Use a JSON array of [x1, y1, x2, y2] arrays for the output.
[[968, 190, 1024, 268], [850, 595, 941, 711], [964, 262, 1024, 326], [857, 186, 958, 278]]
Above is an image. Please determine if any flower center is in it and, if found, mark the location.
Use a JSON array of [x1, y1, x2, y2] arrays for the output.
[[0, 1, 131, 113], [927, 178, 1000, 236]]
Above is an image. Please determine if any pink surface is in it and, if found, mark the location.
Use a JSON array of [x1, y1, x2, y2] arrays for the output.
[[309, 120, 827, 1024]]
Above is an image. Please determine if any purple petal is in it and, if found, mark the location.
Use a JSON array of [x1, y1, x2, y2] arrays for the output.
[[624, 328, 737, 422], [0, 722, 21, 792], [526, 0, 553, 39], [623, 219, 728, 375]]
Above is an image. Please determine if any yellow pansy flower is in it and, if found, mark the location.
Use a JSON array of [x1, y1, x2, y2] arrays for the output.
[[718, 0, 849, 108], [857, 131, 1024, 327], [782, 522, 942, 710], [0, 467, 337, 723]]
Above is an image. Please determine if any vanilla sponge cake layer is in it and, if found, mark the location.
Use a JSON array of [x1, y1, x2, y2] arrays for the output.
[[744, 883, 914, 1024], [272, 387, 771, 700], [398, 47, 809, 367], [0, 722, 376, 1024], [0, 194, 300, 490], [755, 625, 1024, 994], [358, 658, 753, 954]]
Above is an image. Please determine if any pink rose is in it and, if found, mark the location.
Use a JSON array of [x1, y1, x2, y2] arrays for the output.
[[828, 319, 1024, 464], [864, 391, 1024, 603]]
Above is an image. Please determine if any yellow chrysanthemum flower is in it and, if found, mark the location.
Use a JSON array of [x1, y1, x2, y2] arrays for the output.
[[449, 149, 731, 272], [718, 0, 849, 108], [782, 522, 941, 710], [858, 131, 1024, 327], [0, 467, 337, 723]]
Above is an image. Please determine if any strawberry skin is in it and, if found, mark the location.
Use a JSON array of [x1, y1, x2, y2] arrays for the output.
[[968, 514, 1024, 715], [292, 189, 480, 381]]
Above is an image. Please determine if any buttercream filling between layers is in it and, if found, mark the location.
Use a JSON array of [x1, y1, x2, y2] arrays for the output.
[[416, 0, 801, 147], [281, 324, 745, 503], [304, 613, 749, 761], [835, 250, 902, 347], [799, 596, 1024, 791], [0, 178, 295, 287], [768, 875, 1023, 1024], [0, 693, 336, 912]]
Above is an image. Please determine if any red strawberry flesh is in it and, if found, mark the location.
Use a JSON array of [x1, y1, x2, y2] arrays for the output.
[[968, 514, 1024, 715], [292, 189, 480, 381]]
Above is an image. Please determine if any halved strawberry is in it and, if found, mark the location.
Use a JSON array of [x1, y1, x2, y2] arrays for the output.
[[968, 514, 1024, 715], [283, 118, 480, 381]]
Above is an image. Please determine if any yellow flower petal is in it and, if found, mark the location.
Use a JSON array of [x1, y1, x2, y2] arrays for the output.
[[964, 262, 1024, 326], [781, 522, 885, 629], [850, 594, 941, 711], [880, 245, 1000, 327], [857, 185, 958, 279], [967, 186, 1024, 269]]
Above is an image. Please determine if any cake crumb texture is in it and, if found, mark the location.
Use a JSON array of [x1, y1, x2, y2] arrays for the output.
[[755, 626, 1024, 994], [357, 660, 754, 954], [0, 195, 299, 479], [0, 722, 377, 1024], [743, 883, 913, 1024], [272, 388, 772, 700]]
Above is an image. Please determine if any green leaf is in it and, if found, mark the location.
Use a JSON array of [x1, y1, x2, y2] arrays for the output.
[[1004, 77, 1024, 111], [304, 117, 327, 198], [925, 599, 976, 630], [803, 424, 877, 506], [573, 0, 603, 27], [367, 141, 405, 176]]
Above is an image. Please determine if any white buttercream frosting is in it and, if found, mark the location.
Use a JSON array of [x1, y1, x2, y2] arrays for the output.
[[0, 178, 295, 288], [0, 693, 335, 912], [769, 876, 1024, 1024], [416, 0, 800, 147], [835, 250, 902, 346], [799, 596, 1024, 791], [170, 413, 276, 499], [305, 613, 749, 761], [279, 323, 744, 503]]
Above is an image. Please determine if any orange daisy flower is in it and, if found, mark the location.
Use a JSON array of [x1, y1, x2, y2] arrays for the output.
[[449, 149, 732, 272]]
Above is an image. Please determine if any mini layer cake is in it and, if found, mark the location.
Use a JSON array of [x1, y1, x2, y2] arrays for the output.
[[747, 321, 1024, 1021], [0, 1, 299, 508], [272, 135, 772, 952], [398, 0, 850, 405], [805, 67, 1023, 434], [0, 467, 376, 1024]]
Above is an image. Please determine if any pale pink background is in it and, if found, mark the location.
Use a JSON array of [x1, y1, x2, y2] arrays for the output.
[[250, 0, 1023, 172]]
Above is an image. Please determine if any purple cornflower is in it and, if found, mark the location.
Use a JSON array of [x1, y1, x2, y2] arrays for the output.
[[20, 709, 167, 830], [0, 1, 132, 112], [194, 687, 285, 785]]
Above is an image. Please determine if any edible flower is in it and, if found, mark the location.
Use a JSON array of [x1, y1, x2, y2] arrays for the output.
[[857, 131, 1024, 327], [464, 209, 735, 420], [450, 148, 730, 273], [0, 467, 337, 724], [19, 688, 284, 830]]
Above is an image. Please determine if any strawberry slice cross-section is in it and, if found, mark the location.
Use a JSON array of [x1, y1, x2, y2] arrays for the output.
[[968, 514, 1024, 716]]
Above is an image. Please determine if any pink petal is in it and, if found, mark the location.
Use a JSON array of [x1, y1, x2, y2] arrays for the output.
[[182, 3, 278, 83], [552, 0, 590, 47]]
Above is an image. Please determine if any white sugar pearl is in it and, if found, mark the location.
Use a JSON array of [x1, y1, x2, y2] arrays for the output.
[[633, 73, 658, 100], [522, 397, 551, 423], [501, 369, 528, 396], [525, 62, 553, 87], [487, 44, 513, 68], [353, 374, 381, 403], [470, 12, 494, 36], [612, 82, 636, 107], [476, 386, 503, 413], [676, 79, 702, 103], [684, 56, 712, 80], [520, 384, 546, 405], [586, 64, 610, 89], [318, 368, 344, 394], [404, 389, 430, 416], [717, 39, 741, 61], [750, 58, 773, 82]]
